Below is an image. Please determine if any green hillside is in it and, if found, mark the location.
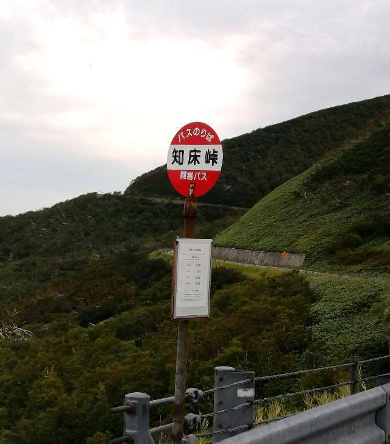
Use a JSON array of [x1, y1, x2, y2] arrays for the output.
[[126, 94, 390, 207], [215, 120, 390, 273], [2, 95, 390, 443], [0, 193, 244, 306], [2, 256, 390, 444]]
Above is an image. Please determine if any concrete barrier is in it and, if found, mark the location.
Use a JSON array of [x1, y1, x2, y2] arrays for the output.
[[213, 246, 305, 268]]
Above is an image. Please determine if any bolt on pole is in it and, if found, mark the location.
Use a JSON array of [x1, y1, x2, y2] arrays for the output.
[[172, 192, 198, 444]]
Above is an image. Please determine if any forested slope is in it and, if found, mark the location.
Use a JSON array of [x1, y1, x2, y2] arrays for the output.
[[0, 193, 244, 305], [2, 256, 389, 444], [1, 94, 390, 443]]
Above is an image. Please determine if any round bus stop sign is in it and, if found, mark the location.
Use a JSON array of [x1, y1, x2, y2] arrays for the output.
[[167, 122, 223, 198]]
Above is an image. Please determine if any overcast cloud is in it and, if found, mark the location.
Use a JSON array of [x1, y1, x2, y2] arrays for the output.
[[1, 0, 389, 216]]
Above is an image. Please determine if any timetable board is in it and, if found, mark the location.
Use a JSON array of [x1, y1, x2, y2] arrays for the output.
[[173, 238, 212, 319]]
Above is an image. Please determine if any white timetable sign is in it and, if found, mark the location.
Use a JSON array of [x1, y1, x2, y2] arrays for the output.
[[173, 238, 213, 320]]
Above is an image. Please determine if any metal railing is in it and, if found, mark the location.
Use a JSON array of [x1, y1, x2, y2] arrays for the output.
[[218, 383, 390, 444], [109, 353, 390, 443]]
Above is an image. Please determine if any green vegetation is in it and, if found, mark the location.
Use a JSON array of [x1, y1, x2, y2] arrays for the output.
[[127, 94, 390, 207], [2, 256, 388, 443], [308, 273, 390, 362], [218, 263, 390, 364], [216, 122, 390, 273], [0, 192, 244, 305], [0, 257, 322, 444], [2, 95, 390, 443]]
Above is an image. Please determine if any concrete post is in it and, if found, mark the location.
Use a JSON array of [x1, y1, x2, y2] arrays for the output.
[[212, 366, 255, 443], [124, 392, 154, 444]]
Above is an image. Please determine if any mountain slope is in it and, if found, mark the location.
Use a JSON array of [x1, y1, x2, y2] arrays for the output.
[[2, 96, 390, 443], [126, 94, 390, 207], [2, 95, 390, 306], [215, 120, 390, 273], [0, 193, 244, 305]]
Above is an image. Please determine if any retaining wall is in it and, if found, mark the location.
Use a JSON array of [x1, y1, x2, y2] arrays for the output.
[[213, 246, 305, 268]]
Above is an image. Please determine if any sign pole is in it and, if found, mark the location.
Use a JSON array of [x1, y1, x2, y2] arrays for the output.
[[168, 121, 222, 443], [172, 195, 198, 443]]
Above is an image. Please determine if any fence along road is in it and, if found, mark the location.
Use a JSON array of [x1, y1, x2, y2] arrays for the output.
[[109, 354, 390, 443], [217, 382, 390, 444]]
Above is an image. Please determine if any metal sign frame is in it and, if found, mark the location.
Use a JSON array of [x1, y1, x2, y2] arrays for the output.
[[172, 238, 213, 320]]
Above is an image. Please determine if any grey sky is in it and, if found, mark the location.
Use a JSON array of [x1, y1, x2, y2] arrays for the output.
[[1, 0, 389, 216]]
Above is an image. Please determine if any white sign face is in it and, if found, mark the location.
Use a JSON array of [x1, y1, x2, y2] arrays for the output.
[[173, 238, 213, 320], [167, 145, 223, 171]]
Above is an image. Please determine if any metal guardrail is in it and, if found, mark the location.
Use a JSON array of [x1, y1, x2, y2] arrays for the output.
[[109, 354, 390, 443], [218, 382, 390, 444], [109, 389, 203, 444]]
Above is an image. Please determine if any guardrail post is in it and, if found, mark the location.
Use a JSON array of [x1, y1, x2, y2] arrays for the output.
[[351, 356, 360, 395], [212, 366, 255, 443], [376, 382, 390, 443], [124, 392, 154, 444]]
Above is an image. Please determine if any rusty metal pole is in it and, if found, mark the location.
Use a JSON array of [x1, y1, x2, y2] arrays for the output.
[[172, 193, 198, 444]]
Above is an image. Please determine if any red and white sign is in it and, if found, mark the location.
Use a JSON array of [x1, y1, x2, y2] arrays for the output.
[[167, 122, 223, 198]]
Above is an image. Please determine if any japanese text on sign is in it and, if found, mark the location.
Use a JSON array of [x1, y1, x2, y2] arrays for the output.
[[173, 238, 213, 319], [171, 148, 219, 166], [177, 126, 215, 143], [167, 145, 223, 171], [179, 171, 207, 181]]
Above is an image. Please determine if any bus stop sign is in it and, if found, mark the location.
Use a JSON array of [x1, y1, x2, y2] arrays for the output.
[[167, 122, 223, 198]]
